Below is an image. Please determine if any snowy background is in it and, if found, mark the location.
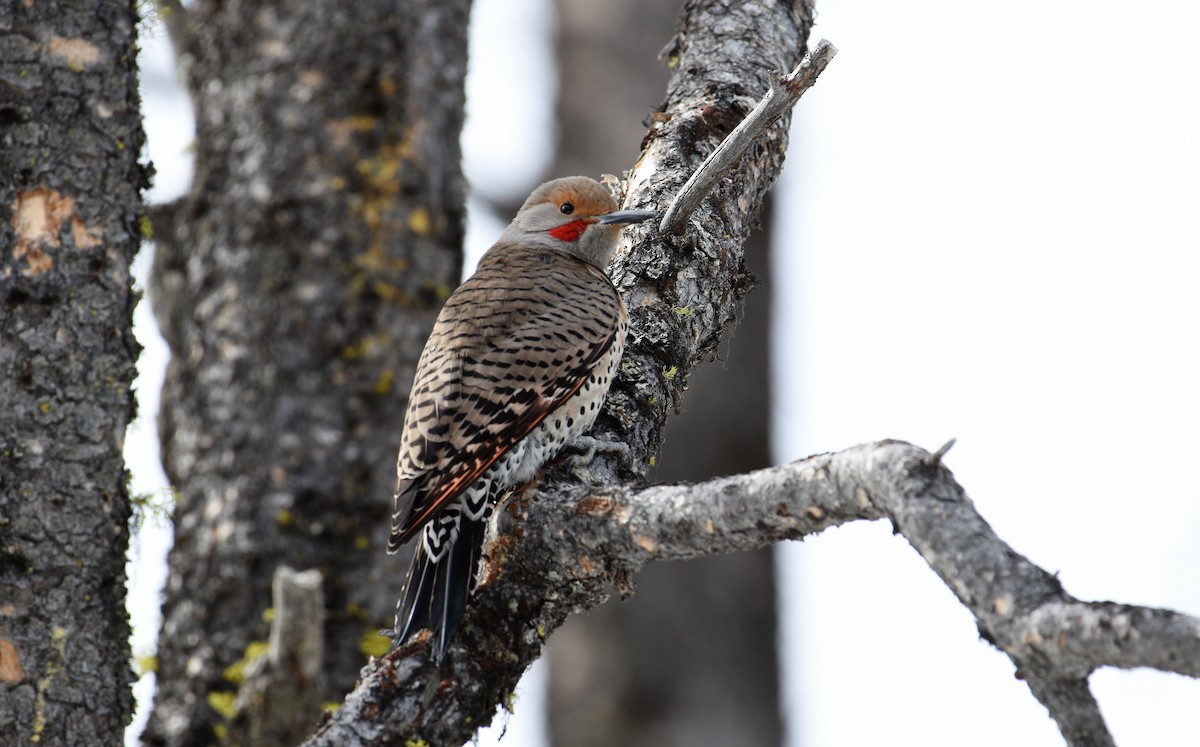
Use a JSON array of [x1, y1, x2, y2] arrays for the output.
[[128, 1, 1200, 744]]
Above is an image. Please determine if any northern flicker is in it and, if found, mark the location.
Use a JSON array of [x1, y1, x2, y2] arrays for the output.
[[387, 176, 655, 662]]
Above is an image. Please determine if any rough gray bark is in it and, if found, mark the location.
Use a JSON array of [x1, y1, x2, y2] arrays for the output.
[[0, 1, 146, 743], [144, 1, 470, 744], [304, 1, 812, 744], [547, 2, 784, 745]]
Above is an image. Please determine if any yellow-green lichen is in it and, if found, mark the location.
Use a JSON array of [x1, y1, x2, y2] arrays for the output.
[[276, 509, 293, 527], [371, 368, 395, 396], [134, 654, 158, 676], [131, 489, 174, 531], [369, 280, 411, 304], [407, 207, 431, 236], [340, 338, 373, 361], [223, 640, 269, 686], [261, 607, 275, 624], [139, 214, 154, 238], [30, 627, 69, 742], [359, 628, 391, 658], [661, 365, 678, 380], [207, 690, 237, 720]]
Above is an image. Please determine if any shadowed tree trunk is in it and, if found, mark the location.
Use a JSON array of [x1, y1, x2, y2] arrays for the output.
[[547, 3, 782, 745], [144, 1, 470, 743], [0, 1, 147, 743]]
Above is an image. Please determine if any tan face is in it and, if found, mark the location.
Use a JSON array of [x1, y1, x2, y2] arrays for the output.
[[499, 176, 656, 270], [505, 177, 623, 268]]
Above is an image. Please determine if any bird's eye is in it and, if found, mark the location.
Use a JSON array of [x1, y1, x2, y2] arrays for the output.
[[559, 202, 575, 215]]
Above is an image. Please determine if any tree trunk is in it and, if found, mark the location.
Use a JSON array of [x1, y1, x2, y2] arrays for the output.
[[145, 1, 470, 743], [0, 1, 146, 743], [547, 2, 782, 745]]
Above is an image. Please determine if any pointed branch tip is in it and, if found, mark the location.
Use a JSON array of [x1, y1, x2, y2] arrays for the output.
[[658, 38, 838, 234], [925, 438, 958, 467]]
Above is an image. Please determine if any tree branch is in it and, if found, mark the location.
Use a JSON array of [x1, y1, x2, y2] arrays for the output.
[[659, 38, 838, 234], [309, 441, 1198, 746]]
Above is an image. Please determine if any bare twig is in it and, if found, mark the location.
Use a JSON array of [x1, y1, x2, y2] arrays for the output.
[[924, 437, 957, 466], [659, 38, 838, 234]]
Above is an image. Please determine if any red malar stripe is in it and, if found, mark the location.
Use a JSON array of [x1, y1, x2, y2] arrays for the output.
[[548, 219, 589, 242]]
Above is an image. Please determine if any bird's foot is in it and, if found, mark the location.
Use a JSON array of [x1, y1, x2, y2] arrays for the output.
[[564, 434, 633, 482]]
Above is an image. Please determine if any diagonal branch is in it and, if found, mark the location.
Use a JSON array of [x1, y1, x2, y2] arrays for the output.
[[659, 38, 838, 234]]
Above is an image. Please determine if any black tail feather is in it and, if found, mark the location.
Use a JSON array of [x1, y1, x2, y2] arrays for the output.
[[393, 514, 487, 664]]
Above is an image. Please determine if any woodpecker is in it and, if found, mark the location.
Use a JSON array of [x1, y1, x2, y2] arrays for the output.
[[387, 176, 655, 662]]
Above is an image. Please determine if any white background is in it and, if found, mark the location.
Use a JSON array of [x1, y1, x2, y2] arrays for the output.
[[129, 1, 1200, 744]]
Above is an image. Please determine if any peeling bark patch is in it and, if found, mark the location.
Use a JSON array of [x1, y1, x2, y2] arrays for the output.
[[48, 36, 105, 71], [0, 638, 23, 682], [12, 188, 66, 274], [633, 534, 657, 554], [71, 216, 103, 249], [574, 495, 615, 515], [994, 593, 1014, 617], [577, 555, 600, 575], [11, 188, 105, 276]]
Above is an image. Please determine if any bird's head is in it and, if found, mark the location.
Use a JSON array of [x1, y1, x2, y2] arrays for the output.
[[502, 176, 656, 269]]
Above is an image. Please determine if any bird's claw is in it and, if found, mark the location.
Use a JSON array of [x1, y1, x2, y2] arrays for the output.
[[564, 434, 633, 482]]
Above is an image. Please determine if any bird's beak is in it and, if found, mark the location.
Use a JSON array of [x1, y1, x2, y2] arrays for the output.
[[596, 209, 658, 225]]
